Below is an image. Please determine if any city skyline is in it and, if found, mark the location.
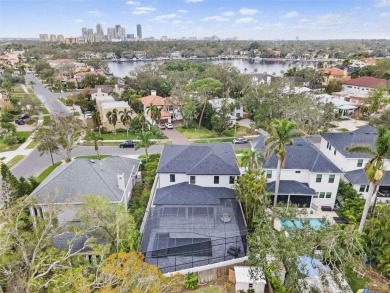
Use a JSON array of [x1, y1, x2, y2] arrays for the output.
[[1, 0, 390, 40]]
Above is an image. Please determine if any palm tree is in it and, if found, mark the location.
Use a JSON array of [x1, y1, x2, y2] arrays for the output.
[[106, 109, 118, 136], [265, 119, 302, 207], [241, 149, 264, 170], [346, 126, 390, 234], [135, 130, 154, 162], [120, 108, 133, 137], [87, 131, 103, 159], [92, 111, 102, 136], [147, 104, 161, 125]]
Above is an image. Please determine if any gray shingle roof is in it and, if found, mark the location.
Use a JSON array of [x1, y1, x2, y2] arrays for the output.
[[32, 157, 140, 204], [321, 125, 377, 158], [157, 144, 240, 175], [254, 137, 341, 173], [154, 182, 236, 205], [250, 135, 267, 153], [267, 180, 316, 195], [345, 169, 390, 185], [53, 232, 107, 254]]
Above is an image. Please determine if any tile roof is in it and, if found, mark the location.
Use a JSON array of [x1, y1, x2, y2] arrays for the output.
[[345, 169, 390, 185], [32, 157, 140, 204], [157, 143, 240, 175], [141, 95, 166, 106], [254, 137, 341, 173], [320, 67, 346, 76], [343, 76, 388, 88], [266, 180, 316, 195], [321, 125, 376, 158], [154, 182, 236, 205]]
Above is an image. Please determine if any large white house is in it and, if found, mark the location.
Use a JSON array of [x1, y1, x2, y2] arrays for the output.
[[209, 98, 244, 125], [320, 125, 390, 202], [252, 136, 342, 210]]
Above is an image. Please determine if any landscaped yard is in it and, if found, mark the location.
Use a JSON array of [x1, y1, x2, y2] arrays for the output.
[[26, 140, 39, 149], [177, 125, 255, 139], [86, 131, 138, 141], [0, 131, 32, 152], [6, 155, 25, 168]]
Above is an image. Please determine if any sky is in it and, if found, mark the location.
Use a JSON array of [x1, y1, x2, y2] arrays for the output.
[[1, 0, 390, 40]]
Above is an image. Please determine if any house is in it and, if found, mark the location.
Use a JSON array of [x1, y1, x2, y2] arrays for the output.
[[342, 76, 388, 94], [234, 266, 266, 293], [320, 125, 390, 202], [97, 98, 135, 131], [209, 98, 243, 124], [141, 144, 247, 273], [29, 157, 140, 225], [316, 94, 357, 118], [252, 136, 342, 210], [245, 73, 274, 85], [90, 84, 128, 99], [140, 90, 183, 124], [319, 67, 349, 85]]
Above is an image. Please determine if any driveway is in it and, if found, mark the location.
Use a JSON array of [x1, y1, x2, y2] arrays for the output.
[[162, 122, 190, 144]]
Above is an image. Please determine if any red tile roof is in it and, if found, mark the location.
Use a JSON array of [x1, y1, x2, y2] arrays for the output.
[[140, 95, 166, 106], [320, 67, 346, 76], [343, 76, 388, 88]]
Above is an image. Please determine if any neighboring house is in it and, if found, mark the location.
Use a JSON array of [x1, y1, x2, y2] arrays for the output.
[[319, 67, 349, 85], [29, 157, 140, 225], [100, 101, 135, 131], [316, 94, 357, 118], [141, 144, 247, 273], [90, 84, 128, 99], [320, 125, 390, 202], [209, 98, 243, 124], [140, 90, 183, 124], [246, 73, 274, 85], [252, 136, 342, 210]]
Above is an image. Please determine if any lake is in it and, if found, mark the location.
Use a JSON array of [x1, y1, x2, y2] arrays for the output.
[[107, 59, 320, 78]]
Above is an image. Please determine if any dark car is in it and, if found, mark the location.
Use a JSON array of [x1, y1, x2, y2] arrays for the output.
[[19, 114, 30, 120], [119, 140, 136, 148], [15, 119, 25, 125]]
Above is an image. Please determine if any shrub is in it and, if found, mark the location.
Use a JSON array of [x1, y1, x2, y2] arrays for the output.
[[183, 272, 198, 289], [3, 133, 18, 145]]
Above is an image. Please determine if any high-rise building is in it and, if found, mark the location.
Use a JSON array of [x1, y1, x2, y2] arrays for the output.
[[57, 35, 65, 42], [137, 24, 142, 39], [107, 27, 115, 41], [39, 34, 49, 42], [96, 23, 104, 36], [50, 34, 57, 42], [127, 34, 134, 40]]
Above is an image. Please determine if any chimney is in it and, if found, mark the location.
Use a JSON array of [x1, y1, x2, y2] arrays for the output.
[[266, 76, 271, 85], [117, 173, 125, 191], [115, 84, 119, 91], [151, 90, 157, 96], [97, 88, 102, 94]]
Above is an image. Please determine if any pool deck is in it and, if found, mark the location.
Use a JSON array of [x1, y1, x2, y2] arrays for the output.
[[274, 209, 338, 231]]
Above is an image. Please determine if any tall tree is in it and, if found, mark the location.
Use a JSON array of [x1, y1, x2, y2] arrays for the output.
[[346, 126, 390, 234], [265, 119, 302, 207], [92, 111, 102, 135], [187, 77, 223, 129], [106, 109, 118, 136], [135, 130, 154, 162], [119, 108, 133, 137], [147, 103, 161, 125], [86, 131, 103, 159], [33, 126, 59, 165]]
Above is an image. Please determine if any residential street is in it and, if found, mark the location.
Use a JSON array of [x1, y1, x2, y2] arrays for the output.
[[25, 72, 69, 114]]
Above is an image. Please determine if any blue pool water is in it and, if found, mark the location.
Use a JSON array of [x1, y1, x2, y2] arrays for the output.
[[280, 218, 325, 230]]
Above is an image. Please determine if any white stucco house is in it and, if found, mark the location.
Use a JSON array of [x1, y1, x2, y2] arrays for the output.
[[320, 125, 390, 202], [252, 136, 342, 210], [209, 98, 244, 125]]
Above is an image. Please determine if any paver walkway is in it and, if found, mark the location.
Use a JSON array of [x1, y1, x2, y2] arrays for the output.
[[162, 121, 191, 144]]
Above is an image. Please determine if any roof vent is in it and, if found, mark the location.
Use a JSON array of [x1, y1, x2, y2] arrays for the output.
[[297, 143, 302, 146], [90, 159, 95, 163]]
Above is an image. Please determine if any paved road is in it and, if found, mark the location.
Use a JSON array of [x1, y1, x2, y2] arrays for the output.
[[25, 73, 69, 114], [11, 143, 250, 178]]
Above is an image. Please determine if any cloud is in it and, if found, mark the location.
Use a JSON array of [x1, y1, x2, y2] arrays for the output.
[[126, 1, 140, 5], [177, 9, 188, 13], [239, 7, 258, 15], [133, 6, 156, 14], [88, 10, 102, 16], [172, 20, 182, 24], [185, 0, 203, 3], [202, 15, 229, 21], [73, 19, 84, 23], [235, 17, 257, 23], [221, 11, 235, 16], [380, 12, 390, 16], [374, 0, 390, 7], [282, 11, 299, 18]]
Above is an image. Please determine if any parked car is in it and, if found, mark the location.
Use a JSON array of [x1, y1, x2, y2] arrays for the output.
[[84, 111, 92, 119], [19, 113, 30, 120], [119, 140, 136, 148], [159, 124, 166, 130], [165, 123, 173, 129], [232, 137, 248, 144], [15, 119, 25, 125]]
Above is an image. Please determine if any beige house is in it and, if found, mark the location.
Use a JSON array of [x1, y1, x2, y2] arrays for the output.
[[98, 99, 134, 131]]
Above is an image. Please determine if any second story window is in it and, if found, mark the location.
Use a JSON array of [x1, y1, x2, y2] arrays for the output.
[[190, 176, 195, 184], [328, 175, 335, 183], [170, 174, 175, 182], [357, 159, 363, 167], [214, 176, 219, 184], [266, 170, 272, 179], [316, 174, 322, 183], [229, 176, 235, 184]]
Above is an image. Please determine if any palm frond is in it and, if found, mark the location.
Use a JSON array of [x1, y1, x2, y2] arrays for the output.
[[346, 145, 376, 155]]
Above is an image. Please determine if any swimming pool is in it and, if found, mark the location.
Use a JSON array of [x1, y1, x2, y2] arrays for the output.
[[280, 218, 325, 230]]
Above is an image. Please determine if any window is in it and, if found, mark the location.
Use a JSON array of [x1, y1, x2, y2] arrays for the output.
[[319, 192, 325, 198], [236, 104, 240, 110], [214, 176, 219, 184], [295, 170, 301, 173], [326, 142, 330, 149], [170, 174, 175, 182], [357, 159, 363, 167], [328, 175, 335, 183], [316, 174, 322, 183], [366, 185, 369, 192], [359, 185, 368, 192], [190, 176, 195, 184], [248, 283, 253, 289], [326, 192, 332, 198], [334, 149, 336, 155], [229, 176, 235, 184], [236, 113, 241, 118], [266, 170, 272, 178]]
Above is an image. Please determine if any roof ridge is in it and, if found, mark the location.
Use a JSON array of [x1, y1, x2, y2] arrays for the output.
[[88, 160, 123, 200], [187, 145, 213, 173]]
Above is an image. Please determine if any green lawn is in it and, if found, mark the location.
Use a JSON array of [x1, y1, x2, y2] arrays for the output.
[[88, 131, 138, 141], [345, 269, 369, 292], [58, 98, 66, 105], [177, 125, 254, 139], [16, 131, 32, 141], [193, 138, 233, 144], [75, 155, 111, 160], [36, 162, 63, 183], [0, 131, 32, 152], [26, 140, 39, 149], [41, 107, 50, 114], [43, 116, 51, 125], [7, 155, 25, 168], [190, 286, 223, 293], [337, 128, 350, 132]]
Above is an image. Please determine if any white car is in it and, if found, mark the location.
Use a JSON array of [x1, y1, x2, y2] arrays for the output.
[[84, 111, 92, 119], [232, 137, 248, 144], [165, 123, 173, 129]]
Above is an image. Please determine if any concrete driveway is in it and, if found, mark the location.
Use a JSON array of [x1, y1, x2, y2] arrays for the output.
[[162, 121, 191, 144]]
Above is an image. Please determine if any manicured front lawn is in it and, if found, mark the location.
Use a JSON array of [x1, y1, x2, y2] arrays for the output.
[[16, 131, 32, 141], [75, 155, 111, 160], [41, 107, 50, 114], [26, 140, 39, 149], [193, 138, 233, 144], [36, 161, 63, 183], [7, 155, 26, 168], [88, 131, 138, 140], [177, 125, 255, 139], [0, 131, 32, 152]]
